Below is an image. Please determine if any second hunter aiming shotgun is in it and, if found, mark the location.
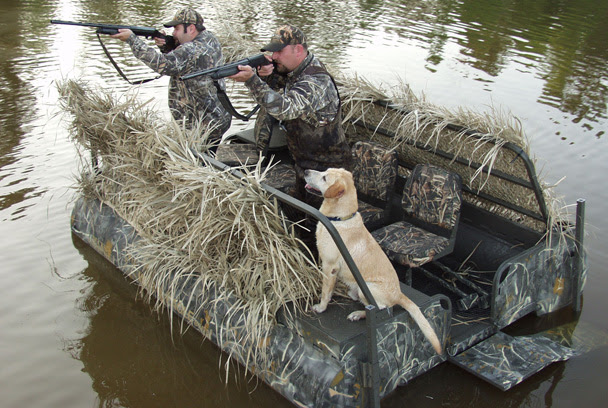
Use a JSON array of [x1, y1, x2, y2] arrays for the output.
[[181, 53, 273, 121], [180, 54, 273, 121], [181, 54, 272, 80], [51, 19, 176, 84]]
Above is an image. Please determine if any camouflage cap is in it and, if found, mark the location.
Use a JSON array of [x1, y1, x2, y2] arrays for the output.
[[261, 24, 307, 52], [164, 7, 204, 28]]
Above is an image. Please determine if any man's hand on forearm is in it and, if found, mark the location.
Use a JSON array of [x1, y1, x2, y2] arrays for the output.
[[228, 65, 256, 82]]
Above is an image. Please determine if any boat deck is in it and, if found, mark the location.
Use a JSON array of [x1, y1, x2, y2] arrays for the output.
[[279, 282, 449, 360]]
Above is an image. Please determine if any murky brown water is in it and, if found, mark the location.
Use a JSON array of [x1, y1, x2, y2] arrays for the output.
[[1, 0, 606, 407]]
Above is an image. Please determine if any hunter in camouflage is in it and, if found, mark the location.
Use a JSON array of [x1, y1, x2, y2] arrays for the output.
[[112, 7, 231, 143], [253, 73, 288, 154], [229, 24, 351, 208]]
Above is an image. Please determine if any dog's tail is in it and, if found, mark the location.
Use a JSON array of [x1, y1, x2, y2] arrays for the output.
[[397, 294, 443, 355]]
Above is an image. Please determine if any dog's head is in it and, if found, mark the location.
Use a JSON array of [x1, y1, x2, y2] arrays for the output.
[[304, 168, 355, 200]]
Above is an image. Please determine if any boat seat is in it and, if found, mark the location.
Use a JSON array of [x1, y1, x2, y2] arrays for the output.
[[263, 163, 296, 195], [372, 164, 462, 282], [215, 144, 296, 196], [215, 143, 260, 167], [215, 121, 288, 167], [351, 141, 398, 230]]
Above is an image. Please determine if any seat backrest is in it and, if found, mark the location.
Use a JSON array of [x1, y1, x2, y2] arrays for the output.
[[402, 164, 462, 230], [351, 141, 398, 207]]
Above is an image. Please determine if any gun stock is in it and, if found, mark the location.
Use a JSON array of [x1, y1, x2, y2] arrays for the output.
[[181, 54, 272, 80]]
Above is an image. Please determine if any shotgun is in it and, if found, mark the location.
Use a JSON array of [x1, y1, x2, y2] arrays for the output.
[[51, 19, 176, 51], [181, 54, 271, 80]]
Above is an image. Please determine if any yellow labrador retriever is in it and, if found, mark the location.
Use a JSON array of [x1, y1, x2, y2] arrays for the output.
[[304, 168, 443, 355]]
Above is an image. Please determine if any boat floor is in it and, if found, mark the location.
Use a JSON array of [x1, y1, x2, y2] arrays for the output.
[[277, 282, 446, 360]]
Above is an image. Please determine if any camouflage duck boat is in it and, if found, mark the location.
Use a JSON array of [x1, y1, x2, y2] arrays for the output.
[[67, 78, 587, 408]]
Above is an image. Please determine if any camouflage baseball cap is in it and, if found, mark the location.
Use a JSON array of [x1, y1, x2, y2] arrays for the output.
[[163, 7, 204, 28], [261, 24, 307, 52]]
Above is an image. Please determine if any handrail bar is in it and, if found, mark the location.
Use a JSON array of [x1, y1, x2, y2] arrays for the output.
[[191, 149, 382, 407]]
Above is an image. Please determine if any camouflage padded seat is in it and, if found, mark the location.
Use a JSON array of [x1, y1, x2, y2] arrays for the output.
[[215, 119, 288, 167], [263, 163, 296, 195], [358, 201, 384, 227], [215, 143, 260, 166], [372, 222, 451, 266], [351, 141, 398, 229], [372, 164, 462, 268]]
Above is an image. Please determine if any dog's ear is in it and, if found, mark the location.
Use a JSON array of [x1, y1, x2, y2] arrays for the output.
[[324, 181, 345, 198]]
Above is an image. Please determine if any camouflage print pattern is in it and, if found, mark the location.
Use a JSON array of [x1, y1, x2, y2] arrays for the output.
[[447, 319, 496, 357], [416, 263, 490, 312], [351, 141, 398, 227], [372, 164, 462, 267], [71, 196, 450, 407], [254, 106, 275, 151], [453, 319, 608, 390], [357, 201, 384, 226], [214, 143, 260, 166], [254, 73, 288, 152], [163, 7, 205, 28], [371, 299, 448, 394], [287, 284, 451, 403], [450, 330, 576, 390], [402, 164, 462, 229], [372, 221, 450, 266], [492, 234, 588, 329], [126, 30, 231, 140], [244, 53, 352, 173], [261, 24, 308, 52], [262, 163, 296, 195], [351, 141, 398, 203]]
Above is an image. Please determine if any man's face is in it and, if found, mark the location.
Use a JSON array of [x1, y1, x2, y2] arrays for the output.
[[172, 24, 190, 45], [272, 45, 301, 73]]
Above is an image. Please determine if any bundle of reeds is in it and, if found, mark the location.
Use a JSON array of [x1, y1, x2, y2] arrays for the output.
[[339, 74, 529, 178], [58, 79, 323, 373]]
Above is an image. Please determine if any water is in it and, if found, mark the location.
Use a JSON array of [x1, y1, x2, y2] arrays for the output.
[[1, 0, 606, 407]]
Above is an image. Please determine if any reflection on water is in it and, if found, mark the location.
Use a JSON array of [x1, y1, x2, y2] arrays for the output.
[[360, 0, 608, 131], [0, 1, 36, 160], [68, 236, 293, 407], [0, 0, 57, 220], [1, 0, 607, 407]]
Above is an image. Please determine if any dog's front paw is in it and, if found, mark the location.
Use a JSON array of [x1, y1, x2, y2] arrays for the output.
[[347, 310, 366, 321], [312, 303, 327, 314]]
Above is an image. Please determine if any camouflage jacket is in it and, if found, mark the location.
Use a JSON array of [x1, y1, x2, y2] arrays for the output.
[[126, 30, 231, 137], [245, 53, 351, 172]]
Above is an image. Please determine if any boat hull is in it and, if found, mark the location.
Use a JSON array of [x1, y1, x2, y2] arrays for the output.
[[71, 196, 450, 407]]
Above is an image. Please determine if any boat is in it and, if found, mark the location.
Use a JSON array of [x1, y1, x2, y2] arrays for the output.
[[65, 77, 587, 407]]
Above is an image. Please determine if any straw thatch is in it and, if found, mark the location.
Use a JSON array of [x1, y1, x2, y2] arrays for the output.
[[337, 73, 569, 234], [58, 79, 323, 375]]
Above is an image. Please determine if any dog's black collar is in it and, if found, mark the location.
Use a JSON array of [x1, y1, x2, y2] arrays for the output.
[[327, 212, 357, 222]]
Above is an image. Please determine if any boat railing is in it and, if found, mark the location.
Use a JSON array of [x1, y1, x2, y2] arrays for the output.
[[191, 148, 382, 408]]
